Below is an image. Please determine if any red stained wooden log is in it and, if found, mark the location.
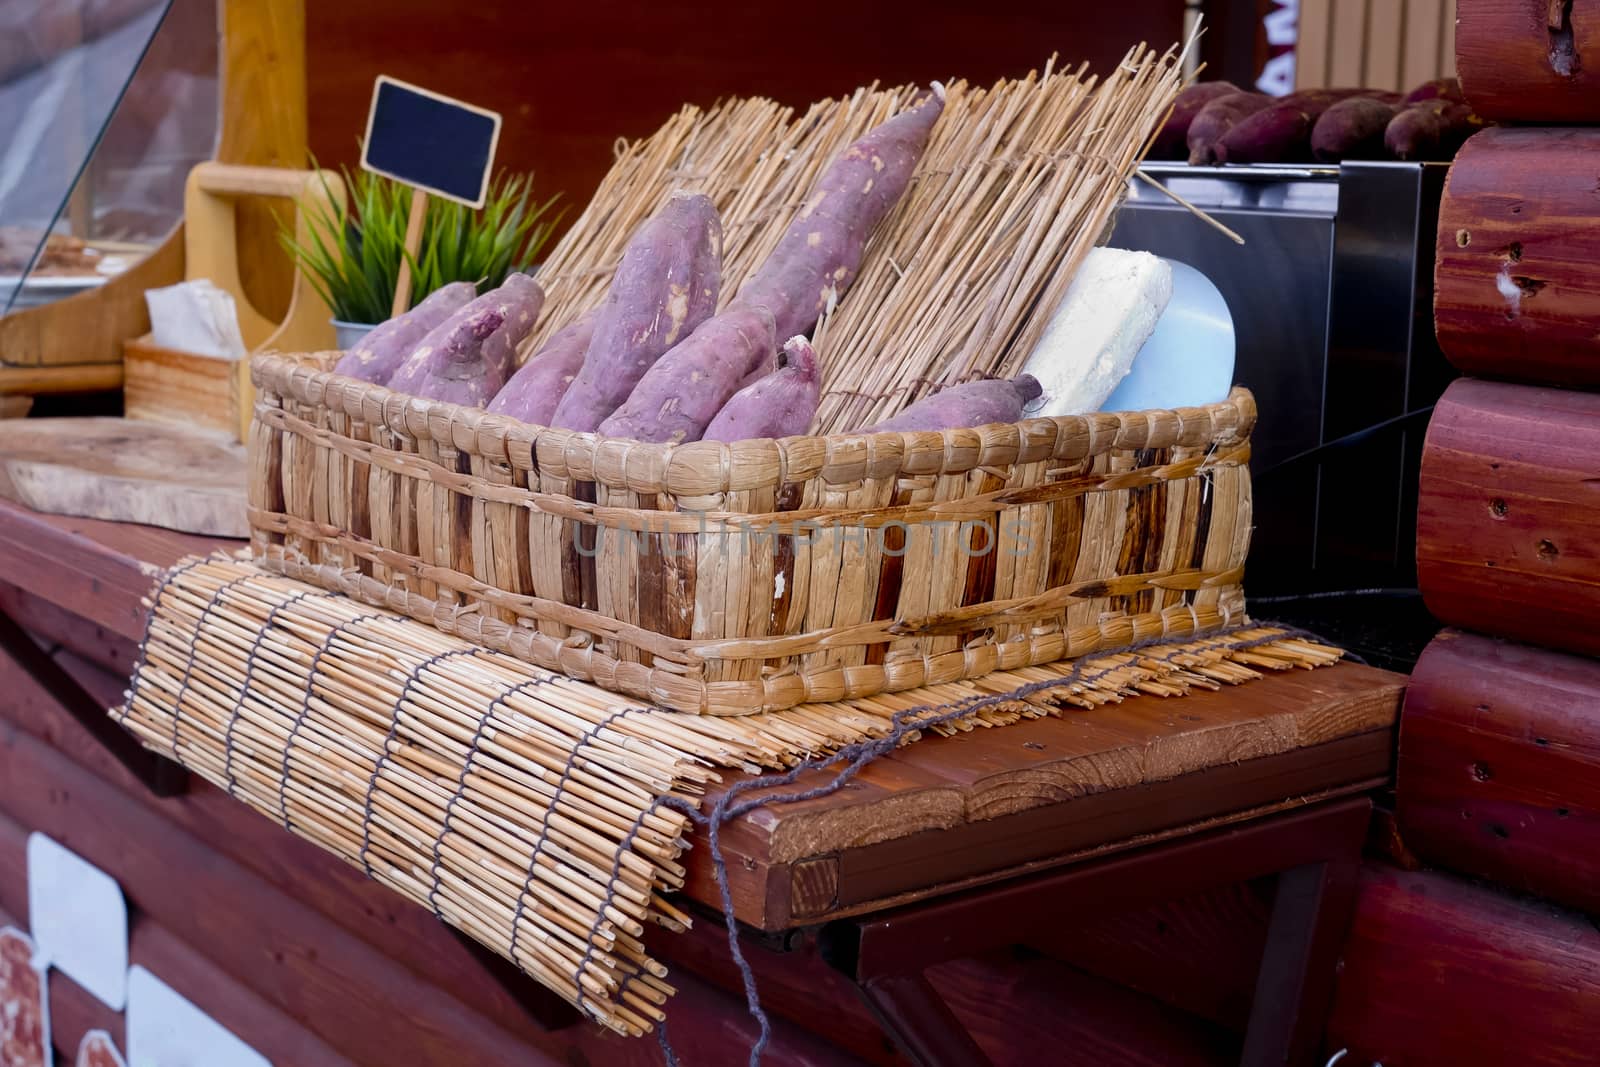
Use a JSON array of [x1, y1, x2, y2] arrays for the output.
[[1328, 864, 1600, 1066], [1456, 0, 1600, 122], [1398, 630, 1600, 913], [0, 894, 356, 1067], [1417, 378, 1600, 658], [1434, 127, 1600, 388]]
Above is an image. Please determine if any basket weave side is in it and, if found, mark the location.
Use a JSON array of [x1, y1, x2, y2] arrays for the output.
[[250, 353, 1254, 714]]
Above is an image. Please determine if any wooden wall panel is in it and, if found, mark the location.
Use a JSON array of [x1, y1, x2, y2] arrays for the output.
[[1297, 0, 1457, 90], [1399, 630, 1600, 914], [302, 0, 1182, 221], [1328, 865, 1600, 1066], [1457, 0, 1600, 121], [1434, 127, 1600, 388], [1417, 379, 1600, 659]]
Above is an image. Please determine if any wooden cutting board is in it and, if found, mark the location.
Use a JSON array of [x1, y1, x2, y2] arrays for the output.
[[0, 417, 248, 537]]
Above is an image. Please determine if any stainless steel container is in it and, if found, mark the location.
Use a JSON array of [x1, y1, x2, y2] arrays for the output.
[[1110, 161, 1453, 596]]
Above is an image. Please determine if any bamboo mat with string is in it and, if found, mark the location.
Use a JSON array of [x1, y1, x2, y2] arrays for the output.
[[117, 555, 1342, 1037]]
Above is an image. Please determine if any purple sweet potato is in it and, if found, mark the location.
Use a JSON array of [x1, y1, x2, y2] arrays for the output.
[[478, 272, 545, 383], [1401, 77, 1464, 106], [1150, 81, 1240, 159], [1385, 100, 1486, 161], [485, 310, 597, 424], [332, 281, 474, 384], [732, 86, 944, 342], [1186, 92, 1273, 163], [387, 306, 506, 406], [863, 375, 1043, 433], [596, 304, 776, 444], [1312, 97, 1400, 161], [703, 335, 821, 442], [1214, 101, 1316, 163], [1283, 87, 1399, 107], [551, 192, 722, 431]]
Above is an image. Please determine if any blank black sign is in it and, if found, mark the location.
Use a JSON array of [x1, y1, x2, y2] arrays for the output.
[[361, 77, 502, 207]]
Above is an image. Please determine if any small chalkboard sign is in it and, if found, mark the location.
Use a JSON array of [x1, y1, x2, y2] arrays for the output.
[[361, 76, 502, 208]]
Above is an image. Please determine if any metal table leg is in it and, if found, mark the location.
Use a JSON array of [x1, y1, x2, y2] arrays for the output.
[[1242, 859, 1362, 1067]]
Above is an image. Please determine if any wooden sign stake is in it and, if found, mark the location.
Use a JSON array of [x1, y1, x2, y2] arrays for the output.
[[392, 186, 428, 317], [362, 76, 503, 321]]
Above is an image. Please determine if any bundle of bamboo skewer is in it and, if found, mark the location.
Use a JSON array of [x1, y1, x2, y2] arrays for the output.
[[522, 42, 1187, 433], [120, 556, 1341, 1036]]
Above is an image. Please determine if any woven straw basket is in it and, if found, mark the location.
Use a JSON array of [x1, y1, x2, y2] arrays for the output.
[[247, 352, 1254, 715]]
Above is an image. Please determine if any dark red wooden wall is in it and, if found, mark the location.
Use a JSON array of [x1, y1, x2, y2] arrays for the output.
[[305, 1, 1185, 210]]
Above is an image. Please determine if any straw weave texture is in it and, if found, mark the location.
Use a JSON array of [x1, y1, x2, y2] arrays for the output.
[[120, 556, 1341, 1036]]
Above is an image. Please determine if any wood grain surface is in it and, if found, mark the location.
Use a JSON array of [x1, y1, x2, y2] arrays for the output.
[[1435, 127, 1600, 388], [1328, 864, 1600, 1066], [1417, 378, 1600, 657], [1399, 629, 1600, 913], [691, 664, 1402, 928], [0, 419, 248, 536], [1457, 0, 1600, 122]]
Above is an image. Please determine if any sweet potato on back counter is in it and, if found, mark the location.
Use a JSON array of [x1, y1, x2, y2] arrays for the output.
[[1186, 91, 1272, 163], [1386, 100, 1485, 161], [1312, 97, 1399, 161], [732, 86, 944, 342], [1402, 77, 1464, 105], [332, 281, 475, 385], [703, 334, 821, 442], [485, 310, 597, 425], [597, 304, 776, 444], [864, 375, 1043, 433], [552, 192, 722, 431], [1150, 81, 1240, 159]]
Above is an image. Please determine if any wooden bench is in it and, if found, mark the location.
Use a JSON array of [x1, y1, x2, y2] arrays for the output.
[[0, 498, 1405, 1065]]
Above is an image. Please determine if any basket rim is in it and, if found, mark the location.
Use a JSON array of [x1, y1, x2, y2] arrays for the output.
[[252, 350, 1256, 496]]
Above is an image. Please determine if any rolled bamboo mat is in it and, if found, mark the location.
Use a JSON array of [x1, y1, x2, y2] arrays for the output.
[[117, 556, 1341, 1037]]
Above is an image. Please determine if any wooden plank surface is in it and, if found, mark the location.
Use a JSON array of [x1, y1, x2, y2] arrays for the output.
[[690, 664, 1401, 928], [1400, 630, 1600, 913], [0, 418, 248, 537], [0, 500, 229, 642]]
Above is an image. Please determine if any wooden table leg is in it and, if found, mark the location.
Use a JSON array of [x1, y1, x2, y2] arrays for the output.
[[1241, 858, 1362, 1067], [853, 971, 992, 1067]]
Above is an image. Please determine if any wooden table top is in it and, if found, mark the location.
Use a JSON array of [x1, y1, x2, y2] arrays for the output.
[[0, 498, 1407, 931]]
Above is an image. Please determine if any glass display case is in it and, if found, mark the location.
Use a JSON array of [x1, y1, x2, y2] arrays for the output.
[[0, 0, 218, 314]]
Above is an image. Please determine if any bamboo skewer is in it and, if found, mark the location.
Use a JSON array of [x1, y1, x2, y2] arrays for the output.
[[512, 43, 1186, 435]]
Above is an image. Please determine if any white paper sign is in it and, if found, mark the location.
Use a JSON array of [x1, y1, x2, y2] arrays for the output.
[[27, 832, 129, 1010], [127, 966, 272, 1067]]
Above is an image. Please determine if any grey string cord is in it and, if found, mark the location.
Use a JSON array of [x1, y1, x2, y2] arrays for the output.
[[166, 574, 258, 757], [650, 621, 1345, 1067], [357, 648, 479, 877], [120, 557, 210, 726]]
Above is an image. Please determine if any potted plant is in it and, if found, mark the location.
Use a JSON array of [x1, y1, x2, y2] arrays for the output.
[[282, 166, 560, 348]]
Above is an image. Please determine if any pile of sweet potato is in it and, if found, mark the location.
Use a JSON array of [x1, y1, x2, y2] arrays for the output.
[[1151, 77, 1488, 165], [337, 86, 1045, 443]]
